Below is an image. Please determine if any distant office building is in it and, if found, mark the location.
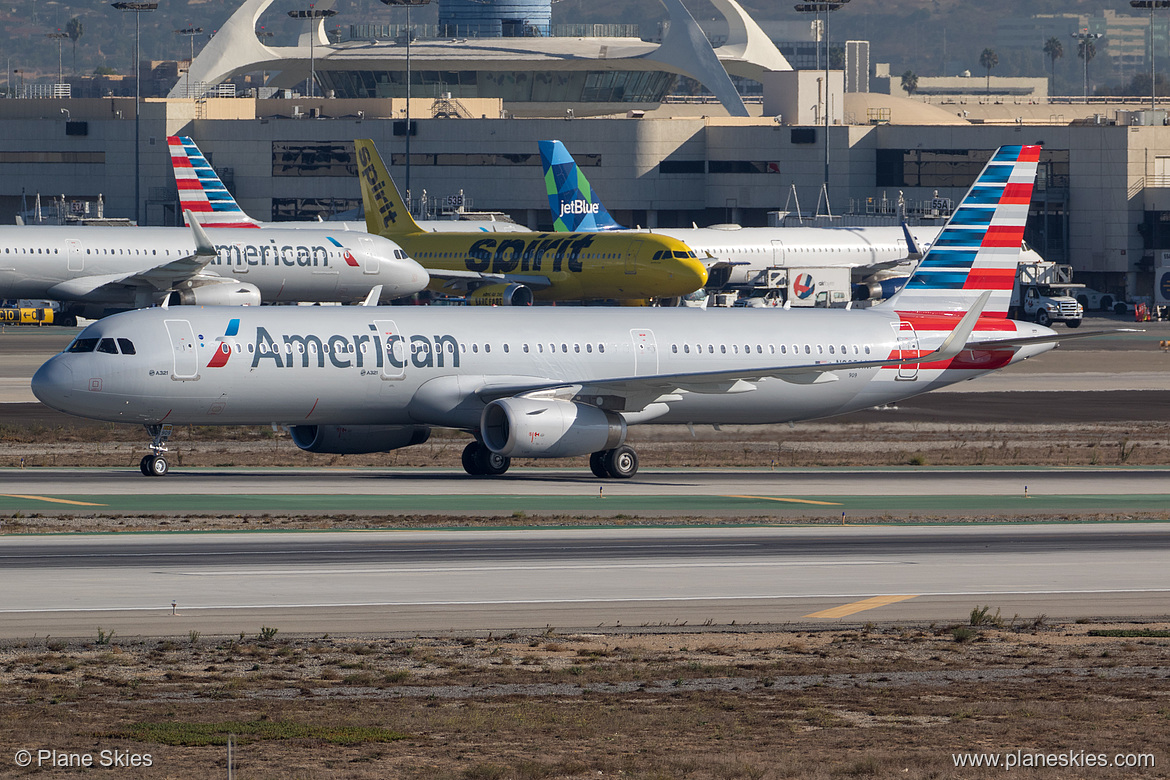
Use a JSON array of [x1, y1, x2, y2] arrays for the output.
[[438, 0, 551, 37]]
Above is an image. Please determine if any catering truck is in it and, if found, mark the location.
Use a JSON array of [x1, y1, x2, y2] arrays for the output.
[[1008, 261, 1084, 328]]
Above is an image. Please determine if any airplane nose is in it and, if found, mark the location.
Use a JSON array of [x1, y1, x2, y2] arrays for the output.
[[385, 258, 430, 295], [31, 357, 75, 413], [680, 256, 708, 292]]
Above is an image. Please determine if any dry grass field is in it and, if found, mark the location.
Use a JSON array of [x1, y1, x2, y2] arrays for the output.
[[2, 620, 1168, 779]]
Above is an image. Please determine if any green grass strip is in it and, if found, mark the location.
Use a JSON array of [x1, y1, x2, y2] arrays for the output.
[[113, 719, 407, 747]]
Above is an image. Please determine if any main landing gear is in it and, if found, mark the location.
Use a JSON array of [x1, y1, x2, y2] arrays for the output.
[[589, 445, 639, 479], [139, 424, 174, 477], [461, 440, 511, 476], [459, 440, 640, 479]]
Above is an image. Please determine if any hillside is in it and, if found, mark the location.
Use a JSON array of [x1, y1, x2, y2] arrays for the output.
[[0, 0, 1144, 95]]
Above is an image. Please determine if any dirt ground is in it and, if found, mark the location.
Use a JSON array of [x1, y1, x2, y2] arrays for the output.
[[1, 621, 1167, 779]]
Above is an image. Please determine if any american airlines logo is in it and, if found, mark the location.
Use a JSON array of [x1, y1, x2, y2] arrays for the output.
[[245, 326, 461, 371], [559, 199, 599, 218]]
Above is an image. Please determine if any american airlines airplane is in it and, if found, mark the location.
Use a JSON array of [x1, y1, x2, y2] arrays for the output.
[[170, 136, 531, 234], [32, 146, 1086, 479], [540, 139, 945, 296], [0, 215, 429, 324]]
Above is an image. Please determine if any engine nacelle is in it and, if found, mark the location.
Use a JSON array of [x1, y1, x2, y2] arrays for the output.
[[289, 424, 431, 454], [481, 398, 625, 458], [466, 283, 533, 307], [167, 280, 262, 307], [852, 277, 908, 302]]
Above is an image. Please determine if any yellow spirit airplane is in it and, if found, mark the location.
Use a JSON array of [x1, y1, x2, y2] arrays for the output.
[[354, 139, 708, 305]]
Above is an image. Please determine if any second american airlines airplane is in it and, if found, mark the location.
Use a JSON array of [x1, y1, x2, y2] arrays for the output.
[[0, 216, 429, 324], [33, 146, 1087, 478]]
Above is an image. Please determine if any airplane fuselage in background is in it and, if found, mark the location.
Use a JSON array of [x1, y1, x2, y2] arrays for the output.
[[0, 225, 427, 308]]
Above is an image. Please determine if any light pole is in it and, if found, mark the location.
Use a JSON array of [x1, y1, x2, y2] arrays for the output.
[[173, 26, 203, 88], [1071, 28, 1104, 104], [381, 0, 431, 211], [288, 4, 337, 99], [45, 32, 69, 93], [1131, 0, 1170, 110], [112, 2, 158, 226], [794, 1, 850, 194]]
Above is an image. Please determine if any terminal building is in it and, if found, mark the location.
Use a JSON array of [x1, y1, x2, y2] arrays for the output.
[[0, 0, 1168, 304]]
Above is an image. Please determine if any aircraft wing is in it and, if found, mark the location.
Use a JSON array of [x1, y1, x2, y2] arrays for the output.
[[427, 269, 554, 293], [48, 214, 218, 298], [476, 293, 991, 410]]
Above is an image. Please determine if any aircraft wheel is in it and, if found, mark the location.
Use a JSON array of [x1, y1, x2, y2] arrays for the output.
[[461, 441, 484, 475], [1100, 296, 1114, 312], [602, 446, 638, 479], [139, 455, 153, 476], [589, 451, 610, 478], [1035, 310, 1050, 327], [147, 455, 169, 477], [474, 445, 510, 476]]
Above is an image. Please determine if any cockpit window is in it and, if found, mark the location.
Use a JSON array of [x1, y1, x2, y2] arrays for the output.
[[97, 338, 118, 354], [652, 250, 663, 260], [117, 338, 136, 355], [67, 338, 99, 353]]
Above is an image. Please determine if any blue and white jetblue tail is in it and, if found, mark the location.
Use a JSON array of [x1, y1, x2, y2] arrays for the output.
[[883, 145, 1040, 317], [538, 140, 625, 232], [168, 136, 260, 228]]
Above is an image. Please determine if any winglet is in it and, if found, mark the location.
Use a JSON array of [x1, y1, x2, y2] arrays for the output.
[[901, 222, 923, 260], [913, 290, 990, 364], [186, 210, 218, 258], [361, 284, 383, 307], [353, 139, 423, 237]]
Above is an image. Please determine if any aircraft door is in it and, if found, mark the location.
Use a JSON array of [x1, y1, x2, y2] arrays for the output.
[[631, 329, 658, 375], [164, 319, 200, 380], [372, 319, 406, 380], [625, 240, 643, 275], [771, 239, 784, 267], [65, 239, 83, 272], [232, 243, 248, 274], [359, 237, 379, 275], [896, 321, 919, 381]]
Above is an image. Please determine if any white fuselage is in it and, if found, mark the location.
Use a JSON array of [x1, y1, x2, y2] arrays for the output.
[[0, 225, 428, 306], [33, 305, 1054, 431], [630, 225, 943, 287]]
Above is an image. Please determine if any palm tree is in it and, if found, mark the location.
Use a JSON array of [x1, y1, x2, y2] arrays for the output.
[[1043, 36, 1063, 96], [900, 70, 919, 96], [979, 48, 999, 95], [66, 16, 83, 76]]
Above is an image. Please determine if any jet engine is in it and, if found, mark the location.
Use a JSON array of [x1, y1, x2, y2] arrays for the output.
[[466, 283, 534, 306], [481, 397, 625, 458], [289, 424, 431, 454], [852, 277, 909, 302], [166, 280, 262, 307]]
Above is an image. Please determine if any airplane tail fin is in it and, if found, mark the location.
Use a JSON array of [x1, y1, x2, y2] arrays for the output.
[[168, 136, 259, 228], [354, 139, 424, 237], [538, 140, 625, 232], [881, 145, 1040, 318]]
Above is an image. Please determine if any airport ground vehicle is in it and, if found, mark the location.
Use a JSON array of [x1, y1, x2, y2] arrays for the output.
[[1075, 287, 1130, 314], [1008, 261, 1084, 328]]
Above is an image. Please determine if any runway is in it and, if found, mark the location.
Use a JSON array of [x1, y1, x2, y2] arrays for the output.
[[2, 466, 1170, 516], [0, 524, 1166, 637]]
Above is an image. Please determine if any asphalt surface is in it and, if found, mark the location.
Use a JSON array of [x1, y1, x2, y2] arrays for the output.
[[0, 525, 1166, 637]]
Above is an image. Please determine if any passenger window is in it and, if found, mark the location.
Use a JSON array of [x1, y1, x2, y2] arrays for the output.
[[683, 344, 690, 354], [671, 345, 678, 353], [503, 344, 509, 353], [574, 344, 580, 353], [586, 344, 592, 353], [829, 346, 835, 354], [97, 338, 118, 354], [484, 344, 491, 353], [708, 345, 714, 353], [117, 338, 136, 355], [472, 344, 479, 353], [523, 344, 530, 353], [561, 344, 568, 353], [599, 344, 605, 353]]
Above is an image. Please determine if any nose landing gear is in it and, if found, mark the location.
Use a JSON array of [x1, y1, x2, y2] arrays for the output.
[[139, 424, 174, 477]]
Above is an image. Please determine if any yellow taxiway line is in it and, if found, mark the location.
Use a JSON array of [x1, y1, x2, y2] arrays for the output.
[[804, 594, 919, 619], [1, 494, 107, 507], [725, 494, 843, 506]]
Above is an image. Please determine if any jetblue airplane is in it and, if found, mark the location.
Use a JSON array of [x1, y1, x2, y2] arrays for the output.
[[33, 146, 1084, 479], [0, 214, 428, 324], [170, 136, 531, 234], [540, 139, 949, 296]]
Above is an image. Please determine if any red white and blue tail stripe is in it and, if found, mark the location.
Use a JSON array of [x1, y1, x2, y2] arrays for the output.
[[168, 136, 259, 228], [883, 145, 1040, 317]]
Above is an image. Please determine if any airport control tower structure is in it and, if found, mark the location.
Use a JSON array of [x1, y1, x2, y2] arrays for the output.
[[438, 0, 551, 37]]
